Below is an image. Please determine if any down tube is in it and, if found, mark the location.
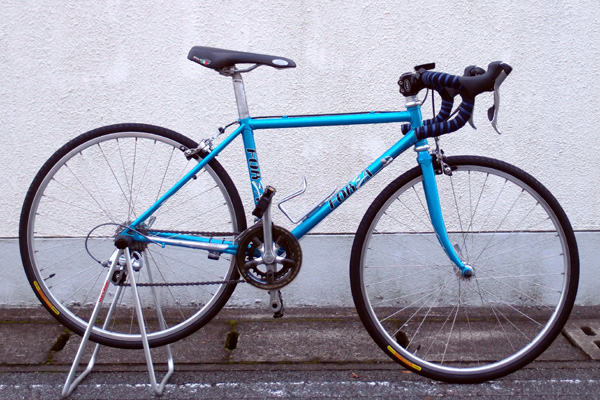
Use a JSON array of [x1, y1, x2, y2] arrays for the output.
[[291, 131, 418, 239]]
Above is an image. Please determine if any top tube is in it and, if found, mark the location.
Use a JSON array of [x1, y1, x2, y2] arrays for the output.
[[248, 111, 412, 129]]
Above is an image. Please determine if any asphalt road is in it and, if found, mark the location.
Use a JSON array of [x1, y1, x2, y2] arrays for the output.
[[2, 306, 598, 399], [1, 361, 599, 399]]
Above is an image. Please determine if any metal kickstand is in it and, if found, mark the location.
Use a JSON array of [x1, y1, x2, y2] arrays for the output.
[[62, 247, 174, 398]]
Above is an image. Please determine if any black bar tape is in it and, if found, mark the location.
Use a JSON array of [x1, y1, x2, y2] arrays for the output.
[[414, 100, 474, 140], [401, 98, 454, 134], [420, 71, 463, 91]]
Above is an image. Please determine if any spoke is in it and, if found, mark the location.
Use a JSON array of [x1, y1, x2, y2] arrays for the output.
[[379, 288, 441, 323], [466, 170, 474, 262], [35, 212, 94, 235], [473, 186, 525, 262], [72, 269, 106, 320], [116, 138, 136, 221], [367, 263, 453, 289], [423, 302, 458, 360], [40, 194, 105, 216], [410, 184, 433, 227], [61, 164, 116, 223], [448, 174, 468, 260], [98, 143, 136, 218], [477, 253, 564, 276], [155, 181, 217, 220], [365, 246, 454, 274], [155, 147, 176, 203], [145, 250, 193, 321], [462, 171, 489, 262], [459, 287, 480, 366], [74, 150, 118, 222], [106, 285, 126, 334], [145, 250, 196, 321], [35, 239, 90, 254], [165, 201, 231, 232], [473, 204, 550, 258], [474, 235, 559, 266], [401, 273, 455, 353], [477, 272, 563, 294], [34, 243, 93, 272], [476, 283, 539, 343], [366, 263, 442, 269], [148, 246, 229, 281], [479, 247, 564, 272], [372, 287, 439, 306], [472, 278, 519, 353], [441, 287, 462, 365], [132, 139, 157, 209], [476, 283, 545, 328], [481, 272, 560, 307], [45, 264, 101, 288], [371, 229, 450, 273], [394, 194, 433, 233], [383, 210, 440, 249]]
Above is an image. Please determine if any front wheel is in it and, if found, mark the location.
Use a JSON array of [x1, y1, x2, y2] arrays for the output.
[[350, 155, 579, 383], [20, 124, 246, 349]]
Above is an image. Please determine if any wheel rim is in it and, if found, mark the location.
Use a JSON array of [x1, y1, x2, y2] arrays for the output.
[[359, 162, 572, 376], [25, 130, 240, 345]]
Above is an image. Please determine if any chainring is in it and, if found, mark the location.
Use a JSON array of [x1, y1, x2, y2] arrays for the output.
[[235, 224, 302, 290]]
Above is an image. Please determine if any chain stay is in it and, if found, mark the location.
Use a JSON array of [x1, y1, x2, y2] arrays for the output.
[[118, 229, 243, 287]]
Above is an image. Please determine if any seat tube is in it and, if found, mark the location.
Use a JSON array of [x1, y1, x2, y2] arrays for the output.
[[229, 71, 264, 205], [232, 71, 250, 119], [241, 123, 264, 206], [417, 150, 473, 277]]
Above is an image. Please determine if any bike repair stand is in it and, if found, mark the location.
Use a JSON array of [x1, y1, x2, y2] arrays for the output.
[[62, 244, 174, 397]]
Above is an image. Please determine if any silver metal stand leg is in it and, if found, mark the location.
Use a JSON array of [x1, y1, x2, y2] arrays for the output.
[[62, 248, 175, 397], [62, 249, 122, 397], [137, 249, 174, 394]]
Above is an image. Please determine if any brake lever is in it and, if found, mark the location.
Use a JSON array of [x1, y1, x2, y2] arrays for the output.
[[468, 110, 477, 130], [463, 65, 485, 131], [487, 69, 509, 134]]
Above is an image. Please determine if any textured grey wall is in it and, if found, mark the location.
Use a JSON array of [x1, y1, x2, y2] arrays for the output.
[[2, 1, 598, 306]]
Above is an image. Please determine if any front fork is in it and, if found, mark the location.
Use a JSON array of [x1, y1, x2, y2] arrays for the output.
[[415, 142, 473, 278]]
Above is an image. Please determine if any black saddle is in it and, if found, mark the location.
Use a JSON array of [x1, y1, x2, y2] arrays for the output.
[[188, 46, 296, 71]]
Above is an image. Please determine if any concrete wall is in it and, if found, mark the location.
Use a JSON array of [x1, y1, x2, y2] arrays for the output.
[[1, 1, 599, 306]]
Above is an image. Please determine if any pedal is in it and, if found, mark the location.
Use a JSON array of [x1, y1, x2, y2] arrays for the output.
[[269, 290, 284, 318], [252, 186, 276, 218], [278, 177, 338, 224]]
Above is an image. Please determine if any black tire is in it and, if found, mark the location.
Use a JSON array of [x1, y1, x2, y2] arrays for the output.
[[20, 123, 246, 349], [350, 155, 579, 383]]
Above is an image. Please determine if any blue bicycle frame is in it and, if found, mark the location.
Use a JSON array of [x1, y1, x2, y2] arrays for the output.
[[128, 102, 470, 275]]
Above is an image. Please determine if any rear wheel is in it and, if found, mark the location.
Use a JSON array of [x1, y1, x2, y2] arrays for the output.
[[20, 123, 246, 348], [350, 155, 578, 382]]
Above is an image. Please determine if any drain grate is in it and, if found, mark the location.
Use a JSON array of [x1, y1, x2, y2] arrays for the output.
[[563, 320, 600, 360]]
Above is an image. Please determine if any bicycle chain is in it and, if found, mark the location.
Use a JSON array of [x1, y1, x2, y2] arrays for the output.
[[144, 229, 238, 238], [118, 229, 244, 287], [119, 279, 246, 287]]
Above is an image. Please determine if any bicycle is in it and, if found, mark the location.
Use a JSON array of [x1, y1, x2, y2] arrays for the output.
[[19, 46, 579, 383]]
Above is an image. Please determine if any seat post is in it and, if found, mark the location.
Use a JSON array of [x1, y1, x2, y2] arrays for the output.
[[231, 71, 250, 119]]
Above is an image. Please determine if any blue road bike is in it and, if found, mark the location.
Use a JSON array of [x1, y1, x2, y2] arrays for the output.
[[20, 47, 579, 383]]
